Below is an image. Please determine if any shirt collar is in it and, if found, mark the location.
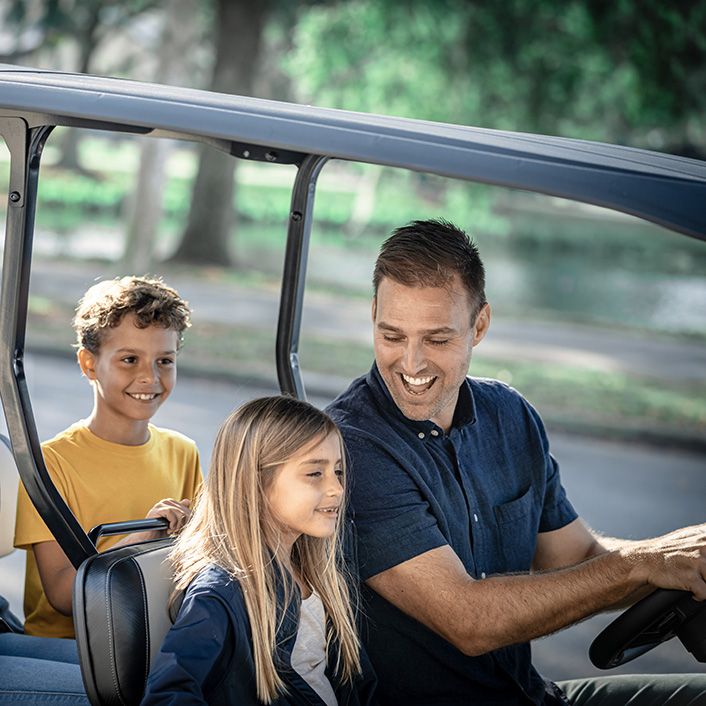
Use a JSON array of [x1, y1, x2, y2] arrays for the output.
[[367, 362, 477, 437], [451, 377, 477, 430]]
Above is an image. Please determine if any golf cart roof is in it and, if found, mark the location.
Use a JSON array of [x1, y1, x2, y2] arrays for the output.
[[1, 63, 705, 240]]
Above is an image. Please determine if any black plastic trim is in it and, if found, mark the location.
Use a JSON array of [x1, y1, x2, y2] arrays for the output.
[[276, 154, 329, 399]]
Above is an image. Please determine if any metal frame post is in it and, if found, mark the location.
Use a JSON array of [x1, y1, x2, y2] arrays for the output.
[[0, 119, 96, 567], [276, 154, 329, 399]]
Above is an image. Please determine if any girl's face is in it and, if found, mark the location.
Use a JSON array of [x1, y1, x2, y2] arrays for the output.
[[266, 431, 344, 554]]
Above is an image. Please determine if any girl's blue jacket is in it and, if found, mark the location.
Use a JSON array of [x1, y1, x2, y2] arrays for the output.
[[142, 564, 379, 705]]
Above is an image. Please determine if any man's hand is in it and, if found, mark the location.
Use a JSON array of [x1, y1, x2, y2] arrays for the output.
[[626, 524, 706, 600]]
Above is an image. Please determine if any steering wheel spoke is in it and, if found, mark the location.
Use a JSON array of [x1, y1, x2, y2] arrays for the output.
[[589, 588, 706, 669]]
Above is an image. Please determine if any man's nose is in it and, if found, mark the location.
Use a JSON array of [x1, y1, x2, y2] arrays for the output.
[[401, 340, 425, 373]]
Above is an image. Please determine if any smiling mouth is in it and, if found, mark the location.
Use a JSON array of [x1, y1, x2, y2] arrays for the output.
[[401, 373, 436, 395], [316, 507, 339, 516], [128, 392, 160, 401]]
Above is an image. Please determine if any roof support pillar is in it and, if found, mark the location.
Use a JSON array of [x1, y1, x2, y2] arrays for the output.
[[276, 154, 329, 400], [0, 119, 96, 567]]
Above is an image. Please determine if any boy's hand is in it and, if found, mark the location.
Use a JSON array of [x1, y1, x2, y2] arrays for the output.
[[146, 498, 193, 536]]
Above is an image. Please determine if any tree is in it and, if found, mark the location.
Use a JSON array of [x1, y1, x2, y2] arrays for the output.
[[1, 0, 165, 170], [582, 0, 706, 157], [283, 0, 706, 155], [121, 0, 199, 274], [169, 0, 272, 266]]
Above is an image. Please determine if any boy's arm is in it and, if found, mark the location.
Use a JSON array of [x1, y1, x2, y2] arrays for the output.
[[33, 498, 193, 616], [33, 540, 76, 616]]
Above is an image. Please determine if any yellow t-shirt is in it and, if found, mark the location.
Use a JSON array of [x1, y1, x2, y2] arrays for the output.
[[14, 421, 203, 638]]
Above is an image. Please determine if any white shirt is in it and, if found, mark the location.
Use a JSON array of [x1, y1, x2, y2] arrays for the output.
[[290, 592, 337, 706]]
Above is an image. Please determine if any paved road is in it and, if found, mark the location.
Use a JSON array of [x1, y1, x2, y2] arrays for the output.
[[0, 353, 704, 680]]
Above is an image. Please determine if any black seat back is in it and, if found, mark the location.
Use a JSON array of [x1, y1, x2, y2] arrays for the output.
[[73, 538, 175, 706]]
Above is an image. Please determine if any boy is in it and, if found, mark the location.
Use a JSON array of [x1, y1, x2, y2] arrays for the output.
[[14, 276, 203, 639]]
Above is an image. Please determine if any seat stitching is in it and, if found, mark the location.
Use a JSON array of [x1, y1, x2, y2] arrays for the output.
[[104, 560, 121, 704], [104, 549, 159, 705], [136, 567, 150, 694]]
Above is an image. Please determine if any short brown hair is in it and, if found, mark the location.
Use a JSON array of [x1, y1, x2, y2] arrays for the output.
[[373, 219, 486, 317], [73, 276, 191, 353]]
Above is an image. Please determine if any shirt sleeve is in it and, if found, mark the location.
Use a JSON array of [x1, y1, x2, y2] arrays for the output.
[[344, 433, 448, 582], [14, 445, 65, 550], [524, 401, 578, 533]]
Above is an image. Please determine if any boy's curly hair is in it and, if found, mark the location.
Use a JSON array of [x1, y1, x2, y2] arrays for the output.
[[73, 276, 192, 353]]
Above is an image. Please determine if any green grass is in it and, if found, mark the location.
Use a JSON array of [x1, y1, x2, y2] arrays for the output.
[[469, 358, 706, 429], [3, 137, 706, 276]]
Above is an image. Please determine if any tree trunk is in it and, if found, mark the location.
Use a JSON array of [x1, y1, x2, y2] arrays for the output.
[[170, 0, 271, 266], [343, 165, 383, 240], [122, 0, 198, 273], [57, 3, 101, 171]]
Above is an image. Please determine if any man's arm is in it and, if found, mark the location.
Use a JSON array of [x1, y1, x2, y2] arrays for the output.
[[531, 518, 656, 608], [366, 518, 706, 656], [531, 517, 601, 570]]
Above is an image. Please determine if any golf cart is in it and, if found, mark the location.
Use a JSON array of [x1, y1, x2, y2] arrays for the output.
[[0, 64, 704, 705]]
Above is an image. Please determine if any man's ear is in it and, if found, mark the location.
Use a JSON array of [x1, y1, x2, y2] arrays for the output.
[[77, 348, 98, 380], [472, 303, 491, 347], [371, 295, 377, 323]]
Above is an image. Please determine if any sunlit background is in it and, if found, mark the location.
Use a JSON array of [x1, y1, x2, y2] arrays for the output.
[[0, 0, 704, 682]]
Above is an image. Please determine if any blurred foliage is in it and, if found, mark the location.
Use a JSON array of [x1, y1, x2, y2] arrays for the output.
[[5, 0, 703, 154], [38, 169, 128, 210], [1, 0, 165, 69], [284, 0, 706, 155], [4, 0, 704, 265], [2, 136, 702, 281]]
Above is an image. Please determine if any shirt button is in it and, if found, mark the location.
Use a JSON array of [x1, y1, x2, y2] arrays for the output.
[[473, 514, 479, 523], [418, 432, 425, 439], [481, 572, 486, 579], [431, 430, 439, 437]]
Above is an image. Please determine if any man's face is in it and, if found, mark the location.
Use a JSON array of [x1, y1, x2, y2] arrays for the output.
[[373, 276, 490, 433]]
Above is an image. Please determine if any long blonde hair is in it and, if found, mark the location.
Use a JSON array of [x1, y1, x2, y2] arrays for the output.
[[170, 396, 361, 703]]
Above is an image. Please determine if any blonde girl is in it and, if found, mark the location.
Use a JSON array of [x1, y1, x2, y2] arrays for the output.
[[143, 396, 378, 706]]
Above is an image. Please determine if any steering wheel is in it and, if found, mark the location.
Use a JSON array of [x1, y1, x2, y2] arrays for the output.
[[589, 588, 706, 669]]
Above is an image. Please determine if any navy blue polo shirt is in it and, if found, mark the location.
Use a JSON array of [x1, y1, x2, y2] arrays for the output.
[[327, 363, 577, 706]]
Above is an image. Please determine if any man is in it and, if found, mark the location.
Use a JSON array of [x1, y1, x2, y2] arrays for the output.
[[326, 219, 706, 705]]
